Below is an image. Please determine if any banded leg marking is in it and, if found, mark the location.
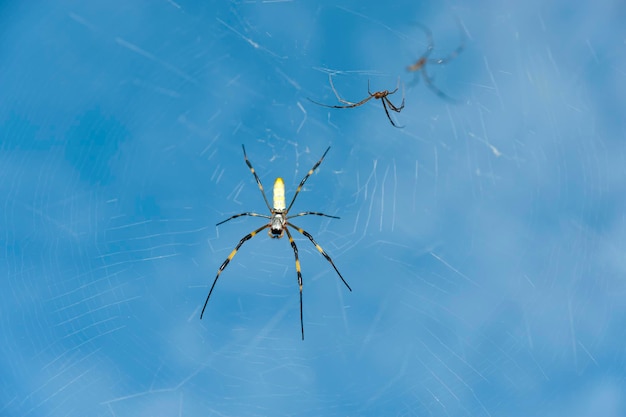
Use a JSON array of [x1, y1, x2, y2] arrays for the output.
[[200, 224, 269, 319]]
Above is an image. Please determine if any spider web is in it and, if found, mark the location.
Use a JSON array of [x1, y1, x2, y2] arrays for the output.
[[1, 0, 625, 416]]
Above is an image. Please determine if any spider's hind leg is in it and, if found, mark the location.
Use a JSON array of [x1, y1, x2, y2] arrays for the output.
[[381, 99, 404, 128], [421, 70, 461, 103], [284, 227, 305, 340], [287, 223, 352, 292], [200, 224, 269, 319]]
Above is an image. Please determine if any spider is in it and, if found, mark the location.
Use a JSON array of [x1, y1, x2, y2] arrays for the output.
[[406, 21, 465, 102], [200, 145, 352, 340], [308, 75, 405, 128]]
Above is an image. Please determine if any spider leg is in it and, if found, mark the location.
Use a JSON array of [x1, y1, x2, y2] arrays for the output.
[[307, 96, 373, 109], [216, 212, 271, 226], [407, 22, 434, 72], [307, 75, 374, 109], [380, 99, 404, 128], [385, 97, 405, 112], [284, 227, 305, 340], [328, 74, 361, 107], [427, 17, 466, 65], [428, 41, 465, 65], [285, 147, 331, 213], [410, 22, 435, 64], [242, 145, 272, 211], [200, 224, 269, 320], [287, 211, 340, 220], [406, 72, 422, 90], [385, 81, 405, 112], [421, 69, 460, 103], [287, 222, 352, 292], [386, 77, 401, 96]]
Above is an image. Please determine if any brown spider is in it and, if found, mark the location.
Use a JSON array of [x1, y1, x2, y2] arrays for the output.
[[308, 75, 405, 128], [406, 21, 465, 102]]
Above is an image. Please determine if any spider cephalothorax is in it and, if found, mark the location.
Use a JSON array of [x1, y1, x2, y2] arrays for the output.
[[269, 211, 286, 238]]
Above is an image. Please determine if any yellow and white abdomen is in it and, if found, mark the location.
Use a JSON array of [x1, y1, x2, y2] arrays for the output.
[[273, 177, 286, 210]]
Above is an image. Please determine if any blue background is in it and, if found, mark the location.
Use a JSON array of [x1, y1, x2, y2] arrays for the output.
[[1, 0, 625, 416]]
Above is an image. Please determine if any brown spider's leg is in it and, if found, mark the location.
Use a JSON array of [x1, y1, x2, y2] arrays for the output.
[[285, 146, 331, 213], [328, 74, 359, 107], [406, 22, 434, 73], [410, 22, 435, 64], [385, 97, 404, 113], [385, 83, 405, 112], [427, 17, 466, 65], [216, 212, 271, 226], [309, 74, 381, 109], [381, 99, 404, 128], [406, 72, 422, 89], [287, 211, 339, 220], [307, 96, 372, 109], [242, 145, 272, 211], [308, 75, 375, 109], [421, 69, 460, 103], [287, 222, 352, 292], [387, 77, 401, 95], [200, 224, 269, 320], [284, 227, 305, 340], [429, 41, 465, 65]]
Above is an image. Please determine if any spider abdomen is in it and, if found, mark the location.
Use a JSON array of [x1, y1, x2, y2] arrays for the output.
[[273, 177, 286, 210]]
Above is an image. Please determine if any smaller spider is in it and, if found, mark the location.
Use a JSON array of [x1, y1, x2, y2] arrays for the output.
[[308, 75, 405, 128], [406, 21, 465, 102]]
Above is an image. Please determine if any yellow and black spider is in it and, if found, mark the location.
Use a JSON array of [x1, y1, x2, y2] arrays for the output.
[[200, 145, 352, 340]]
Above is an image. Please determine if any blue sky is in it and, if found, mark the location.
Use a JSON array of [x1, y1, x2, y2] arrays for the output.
[[1, 0, 625, 416]]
